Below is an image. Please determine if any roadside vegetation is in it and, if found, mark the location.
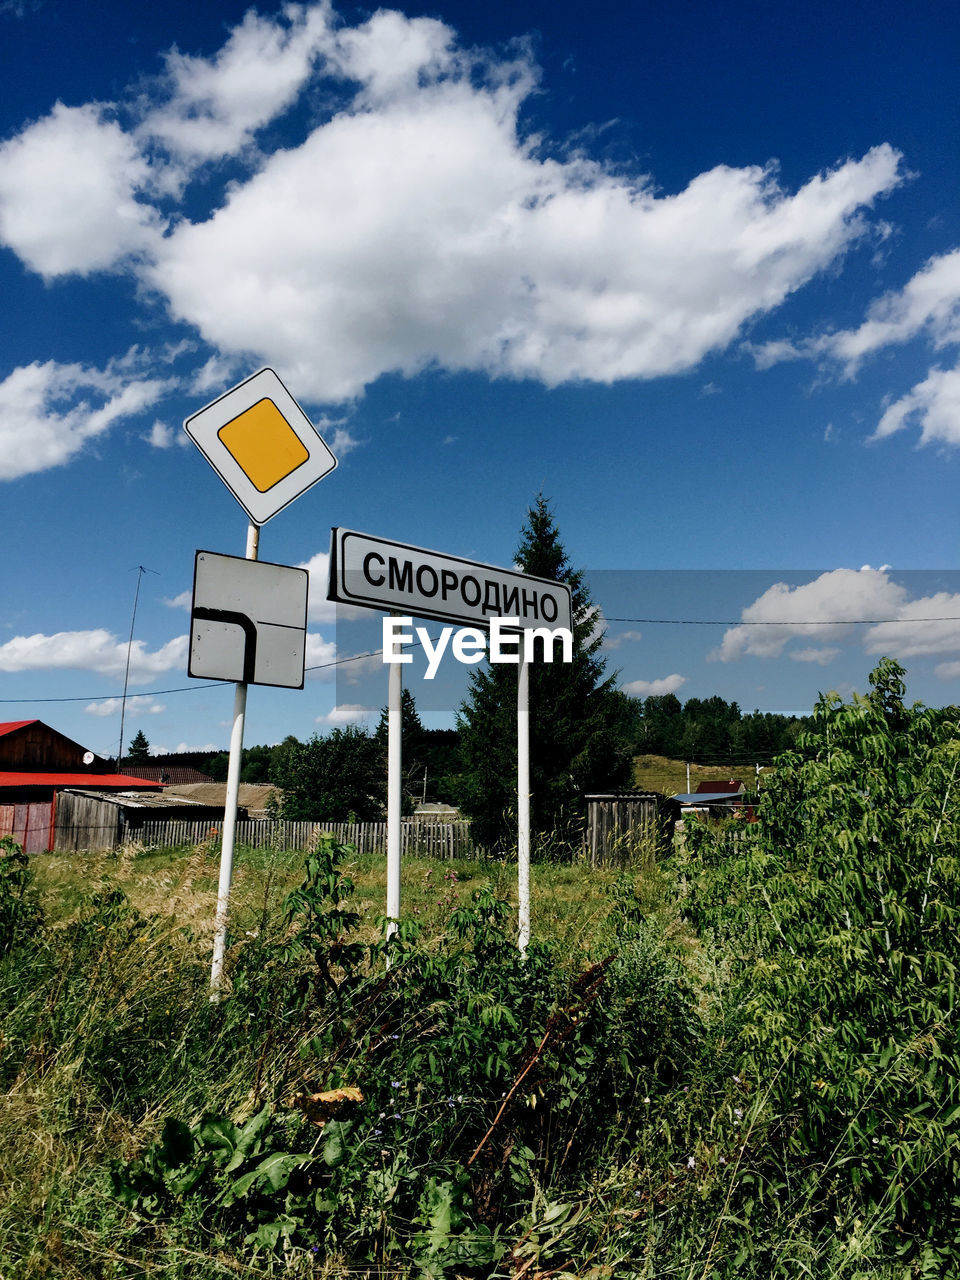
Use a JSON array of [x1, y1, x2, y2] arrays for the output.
[[1, 659, 958, 1278]]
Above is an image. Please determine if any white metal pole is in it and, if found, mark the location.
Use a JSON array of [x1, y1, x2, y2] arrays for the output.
[[386, 615, 403, 942], [517, 652, 530, 955], [686, 761, 691, 794], [210, 521, 259, 999]]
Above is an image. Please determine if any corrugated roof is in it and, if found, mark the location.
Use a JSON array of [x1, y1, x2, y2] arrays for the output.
[[0, 721, 38, 738], [0, 772, 163, 789]]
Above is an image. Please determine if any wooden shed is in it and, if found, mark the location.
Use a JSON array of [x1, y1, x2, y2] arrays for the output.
[[53, 790, 244, 852], [585, 792, 681, 866]]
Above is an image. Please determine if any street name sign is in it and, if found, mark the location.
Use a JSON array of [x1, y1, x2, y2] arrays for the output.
[[189, 550, 308, 689], [184, 368, 337, 526], [327, 527, 573, 633]]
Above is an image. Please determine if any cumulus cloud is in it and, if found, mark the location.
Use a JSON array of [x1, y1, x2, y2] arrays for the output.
[[0, 629, 188, 682], [863, 591, 960, 658], [0, 4, 905, 407], [0, 102, 163, 277], [85, 694, 166, 717], [298, 552, 366, 623], [622, 674, 687, 696], [0, 357, 169, 479], [712, 569, 907, 662], [714, 570, 960, 664], [316, 703, 375, 727]]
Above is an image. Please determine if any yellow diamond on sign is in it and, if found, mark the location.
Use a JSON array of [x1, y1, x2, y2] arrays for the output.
[[184, 368, 337, 526], [218, 398, 309, 493]]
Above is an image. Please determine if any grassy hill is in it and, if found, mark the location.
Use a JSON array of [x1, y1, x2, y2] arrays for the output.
[[632, 753, 770, 796]]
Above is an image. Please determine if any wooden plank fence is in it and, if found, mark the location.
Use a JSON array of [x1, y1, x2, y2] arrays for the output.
[[129, 817, 475, 860]]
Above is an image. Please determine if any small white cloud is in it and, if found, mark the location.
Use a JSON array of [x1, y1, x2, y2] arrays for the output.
[[790, 646, 841, 665], [305, 631, 338, 678], [622, 674, 687, 697], [146, 419, 176, 448], [163, 591, 192, 610], [325, 423, 362, 457], [603, 629, 643, 650], [934, 660, 960, 680], [85, 695, 166, 717], [316, 703, 375, 727]]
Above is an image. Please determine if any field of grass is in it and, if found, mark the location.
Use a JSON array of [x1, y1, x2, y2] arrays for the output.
[[4, 661, 955, 1280]]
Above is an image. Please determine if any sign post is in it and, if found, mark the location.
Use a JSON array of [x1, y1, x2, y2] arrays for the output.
[[184, 368, 336, 998], [211, 522, 259, 994], [328, 527, 573, 951], [517, 653, 531, 955], [386, 616, 403, 948]]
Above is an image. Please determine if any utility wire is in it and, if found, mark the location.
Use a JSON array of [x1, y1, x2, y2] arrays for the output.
[[4, 610, 960, 707]]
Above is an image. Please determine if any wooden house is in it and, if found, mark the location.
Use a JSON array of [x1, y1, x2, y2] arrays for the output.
[[0, 720, 163, 853]]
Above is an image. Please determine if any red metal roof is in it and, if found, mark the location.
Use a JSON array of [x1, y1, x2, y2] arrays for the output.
[[0, 772, 164, 789], [0, 721, 38, 738], [695, 780, 743, 794]]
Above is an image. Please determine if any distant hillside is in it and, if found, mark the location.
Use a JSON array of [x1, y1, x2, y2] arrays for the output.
[[633, 754, 772, 797]]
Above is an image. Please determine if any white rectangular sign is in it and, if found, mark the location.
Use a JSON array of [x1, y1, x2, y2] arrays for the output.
[[327, 528, 573, 633], [189, 550, 308, 689]]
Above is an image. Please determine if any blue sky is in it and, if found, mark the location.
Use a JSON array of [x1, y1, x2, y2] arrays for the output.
[[1, 0, 958, 758]]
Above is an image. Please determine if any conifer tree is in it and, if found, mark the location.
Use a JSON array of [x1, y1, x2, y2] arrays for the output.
[[127, 729, 151, 763], [453, 496, 633, 852]]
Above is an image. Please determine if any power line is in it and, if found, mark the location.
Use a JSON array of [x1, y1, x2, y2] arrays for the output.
[[602, 615, 960, 626], [3, 610, 960, 707]]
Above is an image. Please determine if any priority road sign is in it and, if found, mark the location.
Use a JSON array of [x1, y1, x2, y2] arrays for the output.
[[184, 368, 337, 526]]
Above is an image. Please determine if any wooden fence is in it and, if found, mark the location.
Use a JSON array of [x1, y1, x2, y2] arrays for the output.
[[128, 817, 475, 860], [584, 793, 681, 866]]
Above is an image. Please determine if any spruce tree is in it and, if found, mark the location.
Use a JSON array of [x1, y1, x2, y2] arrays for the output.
[[127, 729, 151, 763], [453, 496, 633, 852]]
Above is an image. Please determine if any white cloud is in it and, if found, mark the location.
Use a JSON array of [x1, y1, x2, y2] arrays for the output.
[[298, 552, 366, 622], [622, 674, 687, 696], [872, 360, 960, 446], [146, 419, 177, 448], [0, 357, 169, 480], [316, 703, 375, 727], [790, 646, 841, 665], [164, 591, 192, 610], [0, 7, 906, 408], [712, 569, 908, 661], [0, 102, 162, 277], [138, 4, 334, 178], [750, 248, 960, 448], [864, 591, 960, 658], [934, 660, 960, 681], [85, 695, 166, 717], [305, 631, 337, 677], [603, 629, 643, 650], [0, 629, 188, 682], [150, 88, 902, 401]]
